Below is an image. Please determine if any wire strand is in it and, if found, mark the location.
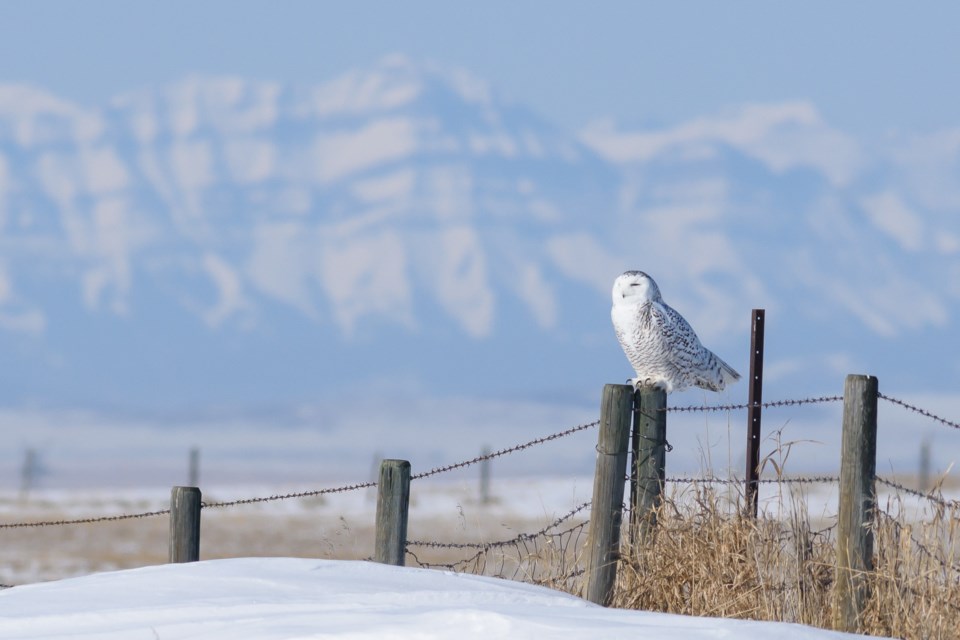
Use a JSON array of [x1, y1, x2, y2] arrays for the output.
[[411, 420, 599, 480], [667, 396, 842, 413], [878, 393, 960, 431], [407, 501, 591, 550]]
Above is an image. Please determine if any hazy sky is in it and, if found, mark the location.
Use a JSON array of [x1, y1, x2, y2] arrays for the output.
[[1, 1, 958, 486], [1, 1, 957, 137]]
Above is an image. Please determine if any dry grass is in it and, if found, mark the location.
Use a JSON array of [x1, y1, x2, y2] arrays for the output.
[[606, 483, 960, 640]]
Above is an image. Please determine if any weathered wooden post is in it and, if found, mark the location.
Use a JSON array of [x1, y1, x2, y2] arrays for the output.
[[833, 374, 878, 633], [375, 459, 411, 566], [169, 486, 201, 563], [919, 439, 931, 493], [585, 383, 633, 606], [631, 386, 667, 544], [19, 449, 41, 503], [480, 445, 492, 504], [188, 447, 200, 487], [744, 309, 765, 517]]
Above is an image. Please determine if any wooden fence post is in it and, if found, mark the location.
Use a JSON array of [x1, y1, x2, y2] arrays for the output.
[[585, 383, 633, 606], [375, 459, 411, 566], [480, 445, 492, 504], [919, 439, 931, 493], [188, 447, 200, 487], [631, 386, 667, 545], [169, 486, 201, 563], [833, 374, 878, 633]]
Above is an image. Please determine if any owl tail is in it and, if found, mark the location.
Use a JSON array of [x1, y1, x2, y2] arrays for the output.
[[714, 353, 741, 389]]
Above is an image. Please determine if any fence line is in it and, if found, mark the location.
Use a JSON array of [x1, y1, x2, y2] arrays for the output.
[[407, 520, 589, 576], [203, 480, 377, 509], [667, 395, 843, 413], [406, 503, 591, 583], [664, 475, 840, 485], [878, 393, 960, 431], [3, 386, 960, 603], [876, 509, 960, 575], [876, 476, 960, 510], [407, 501, 591, 551], [410, 419, 600, 480], [404, 474, 852, 554], [2, 392, 956, 531], [0, 508, 172, 530], [407, 520, 589, 581], [0, 420, 599, 530]]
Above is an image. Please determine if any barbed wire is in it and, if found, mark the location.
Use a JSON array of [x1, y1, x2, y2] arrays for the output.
[[878, 393, 960, 432], [407, 506, 590, 582], [0, 480, 380, 529], [902, 583, 960, 614], [876, 508, 960, 575], [666, 396, 842, 413], [407, 518, 592, 576], [410, 420, 599, 480], [664, 475, 839, 485], [877, 477, 959, 511], [0, 421, 596, 529], [407, 501, 591, 550], [0, 422, 598, 530], [405, 549, 479, 574], [202, 481, 376, 509], [0, 508, 171, 530], [553, 566, 585, 581], [0, 390, 952, 533]]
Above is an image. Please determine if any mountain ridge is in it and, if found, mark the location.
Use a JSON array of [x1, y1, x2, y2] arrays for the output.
[[1, 55, 958, 412]]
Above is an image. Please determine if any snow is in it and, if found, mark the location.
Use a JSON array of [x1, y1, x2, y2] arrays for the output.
[[579, 102, 863, 186], [0, 557, 885, 639]]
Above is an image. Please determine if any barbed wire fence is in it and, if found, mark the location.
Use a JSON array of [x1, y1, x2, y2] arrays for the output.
[[1, 391, 959, 595], [403, 394, 845, 583]]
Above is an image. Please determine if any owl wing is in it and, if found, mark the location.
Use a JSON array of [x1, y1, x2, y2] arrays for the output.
[[657, 301, 739, 391], [653, 301, 710, 374]]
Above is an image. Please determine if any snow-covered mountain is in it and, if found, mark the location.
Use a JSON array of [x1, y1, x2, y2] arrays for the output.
[[1, 54, 958, 415]]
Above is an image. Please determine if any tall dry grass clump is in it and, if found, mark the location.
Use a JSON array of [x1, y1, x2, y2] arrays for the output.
[[611, 483, 834, 623], [608, 482, 960, 640], [861, 496, 960, 639]]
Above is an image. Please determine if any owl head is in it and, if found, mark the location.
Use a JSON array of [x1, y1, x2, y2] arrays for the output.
[[611, 270, 662, 305]]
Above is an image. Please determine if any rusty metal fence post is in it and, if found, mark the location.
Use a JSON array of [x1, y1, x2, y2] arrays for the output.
[[745, 308, 765, 516]]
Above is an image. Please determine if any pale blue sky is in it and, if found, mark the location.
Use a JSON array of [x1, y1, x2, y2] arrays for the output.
[[1, 1, 957, 137]]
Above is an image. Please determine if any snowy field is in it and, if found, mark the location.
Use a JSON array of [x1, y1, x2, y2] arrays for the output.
[[0, 557, 889, 639]]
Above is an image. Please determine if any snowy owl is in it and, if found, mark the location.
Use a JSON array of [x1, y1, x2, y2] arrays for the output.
[[611, 270, 740, 393]]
